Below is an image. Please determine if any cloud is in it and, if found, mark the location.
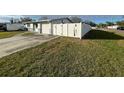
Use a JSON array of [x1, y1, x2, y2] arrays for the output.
[[0, 15, 24, 23], [0, 15, 24, 18]]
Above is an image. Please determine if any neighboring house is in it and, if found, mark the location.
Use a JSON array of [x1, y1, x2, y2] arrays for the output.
[[0, 23, 27, 31], [107, 25, 119, 29], [24, 17, 91, 39], [91, 27, 97, 29]]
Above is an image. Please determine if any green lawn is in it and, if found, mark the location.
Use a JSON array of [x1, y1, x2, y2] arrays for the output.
[[0, 31, 24, 39], [0, 30, 124, 76], [22, 32, 35, 36]]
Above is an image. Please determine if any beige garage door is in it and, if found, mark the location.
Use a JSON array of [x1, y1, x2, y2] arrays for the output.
[[42, 23, 51, 34]]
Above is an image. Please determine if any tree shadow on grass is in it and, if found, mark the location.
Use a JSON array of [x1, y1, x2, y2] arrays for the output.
[[83, 30, 124, 40]]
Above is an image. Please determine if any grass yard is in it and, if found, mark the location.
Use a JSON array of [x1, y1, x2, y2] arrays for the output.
[[0, 31, 25, 39], [22, 32, 35, 36], [0, 30, 124, 76]]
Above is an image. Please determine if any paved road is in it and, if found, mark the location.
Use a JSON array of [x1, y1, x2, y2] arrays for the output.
[[0, 35, 58, 58], [97, 28, 124, 32]]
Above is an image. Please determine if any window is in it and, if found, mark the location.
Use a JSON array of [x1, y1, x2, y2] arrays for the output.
[[27, 24, 30, 27]]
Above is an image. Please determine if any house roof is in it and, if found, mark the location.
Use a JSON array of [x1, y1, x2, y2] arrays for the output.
[[24, 17, 82, 24], [23, 19, 50, 24], [51, 17, 74, 23]]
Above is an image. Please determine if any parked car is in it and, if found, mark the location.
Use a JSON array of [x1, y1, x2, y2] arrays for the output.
[[117, 27, 124, 30], [6, 23, 28, 31]]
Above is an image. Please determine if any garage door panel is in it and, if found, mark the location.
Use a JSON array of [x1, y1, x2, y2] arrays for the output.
[[53, 24, 57, 35], [42, 23, 51, 34], [56, 24, 62, 35], [63, 24, 68, 36]]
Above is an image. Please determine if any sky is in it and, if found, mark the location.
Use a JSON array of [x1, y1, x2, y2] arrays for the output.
[[0, 15, 123, 24]]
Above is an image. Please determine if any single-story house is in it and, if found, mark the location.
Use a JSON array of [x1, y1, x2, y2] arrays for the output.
[[107, 25, 119, 29], [24, 17, 91, 39]]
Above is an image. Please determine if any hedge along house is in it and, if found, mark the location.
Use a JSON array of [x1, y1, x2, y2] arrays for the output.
[[25, 17, 91, 39]]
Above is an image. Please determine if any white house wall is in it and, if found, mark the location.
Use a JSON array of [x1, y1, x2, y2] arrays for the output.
[[25, 24, 27, 28], [26, 22, 91, 39], [34, 23, 41, 33], [26, 23, 33, 31], [28, 23, 33, 31], [31, 23, 39, 33]]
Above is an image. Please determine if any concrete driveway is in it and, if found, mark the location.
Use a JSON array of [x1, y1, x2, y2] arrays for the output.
[[0, 35, 58, 58]]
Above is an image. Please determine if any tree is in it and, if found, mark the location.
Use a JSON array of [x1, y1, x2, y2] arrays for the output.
[[10, 18, 14, 24], [116, 21, 124, 26], [89, 21, 96, 27], [83, 20, 96, 27], [69, 16, 82, 23], [106, 21, 114, 26], [20, 17, 32, 22], [97, 23, 107, 28], [39, 16, 49, 20]]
